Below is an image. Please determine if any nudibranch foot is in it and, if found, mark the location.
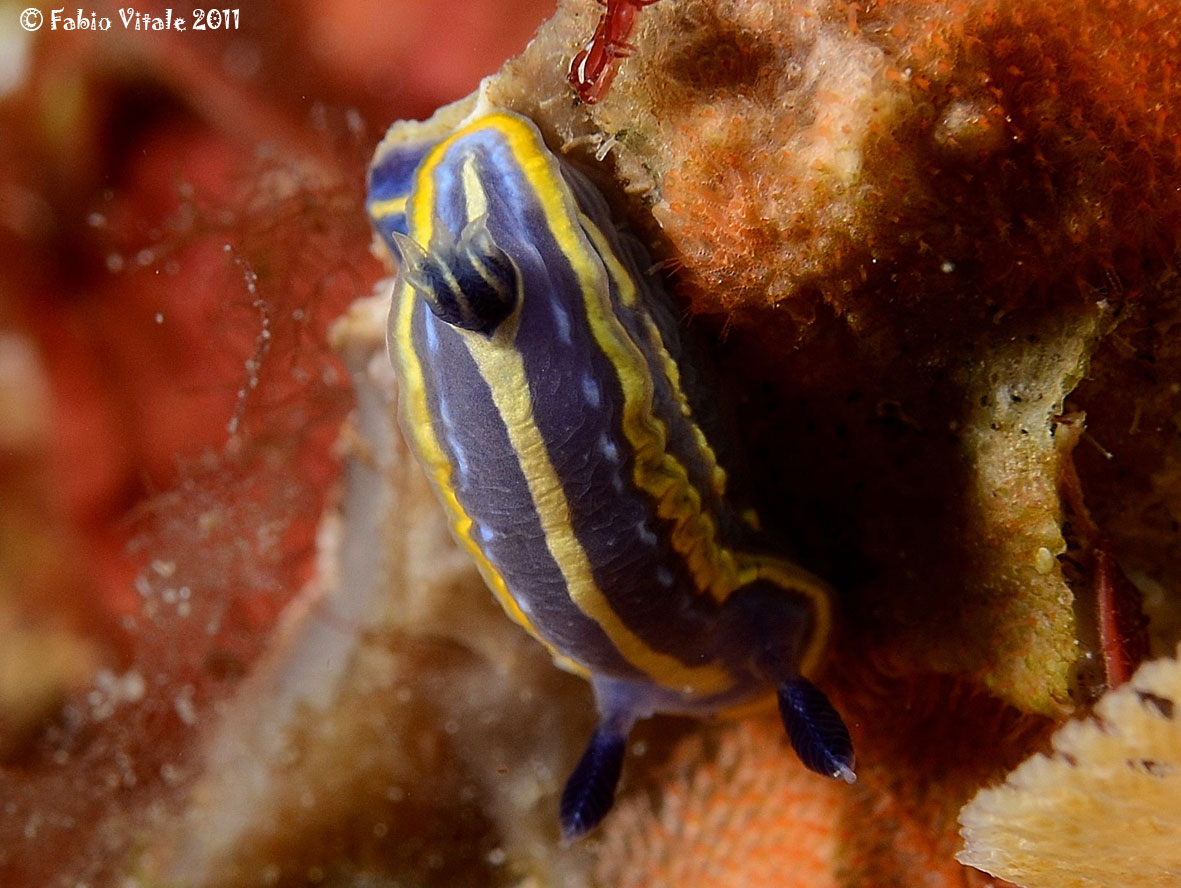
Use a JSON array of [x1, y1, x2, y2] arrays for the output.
[[776, 677, 856, 784]]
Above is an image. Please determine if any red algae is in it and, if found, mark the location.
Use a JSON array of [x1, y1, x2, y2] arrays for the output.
[[0, 0, 549, 884], [0, 119, 369, 888]]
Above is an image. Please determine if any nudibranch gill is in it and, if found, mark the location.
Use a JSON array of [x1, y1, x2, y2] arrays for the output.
[[367, 102, 855, 839]]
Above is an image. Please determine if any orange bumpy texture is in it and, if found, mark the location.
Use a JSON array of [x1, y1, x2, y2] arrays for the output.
[[563, 0, 1181, 319], [494, 0, 1181, 882], [497, 0, 1180, 716]]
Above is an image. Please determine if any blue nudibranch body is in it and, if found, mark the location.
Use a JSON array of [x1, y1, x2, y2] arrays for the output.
[[368, 97, 854, 839]]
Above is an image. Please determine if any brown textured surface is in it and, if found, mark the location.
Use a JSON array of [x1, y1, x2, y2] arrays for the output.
[[549, 0, 1181, 320], [497, 0, 1181, 881], [495, 0, 1181, 716]]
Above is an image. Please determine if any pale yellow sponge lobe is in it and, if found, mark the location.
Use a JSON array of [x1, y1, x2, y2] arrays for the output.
[[958, 645, 1181, 887]]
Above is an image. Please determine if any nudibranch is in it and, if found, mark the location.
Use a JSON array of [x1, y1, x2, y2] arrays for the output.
[[367, 96, 855, 839]]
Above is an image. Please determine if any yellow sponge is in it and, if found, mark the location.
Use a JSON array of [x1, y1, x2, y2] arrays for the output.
[[959, 646, 1181, 887]]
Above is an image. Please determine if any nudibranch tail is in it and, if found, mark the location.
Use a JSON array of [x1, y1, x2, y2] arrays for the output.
[[368, 98, 853, 840]]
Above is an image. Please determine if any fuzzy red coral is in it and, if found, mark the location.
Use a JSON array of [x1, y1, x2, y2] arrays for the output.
[[0, 1, 550, 884]]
